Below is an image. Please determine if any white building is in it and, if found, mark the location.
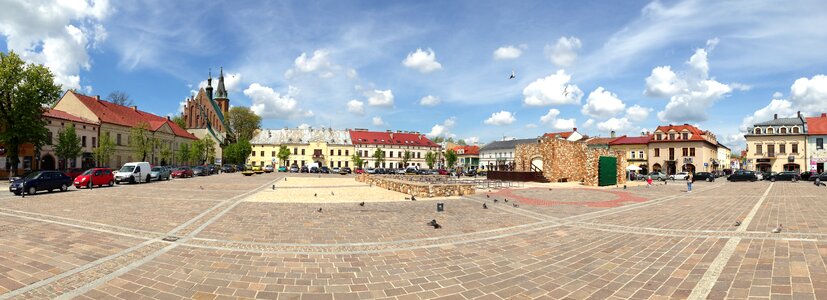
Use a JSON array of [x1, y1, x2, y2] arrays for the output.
[[478, 138, 537, 171], [716, 143, 732, 172]]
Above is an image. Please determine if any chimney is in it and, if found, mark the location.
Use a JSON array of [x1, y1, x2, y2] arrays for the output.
[[774, 114, 778, 119], [95, 95, 100, 101], [610, 131, 616, 138], [573, 127, 577, 132], [166, 116, 171, 121], [131, 106, 137, 111], [798, 111, 802, 118], [822, 113, 826, 118]]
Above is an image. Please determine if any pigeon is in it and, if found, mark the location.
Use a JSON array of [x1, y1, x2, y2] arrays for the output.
[[411, 195, 416, 201], [734, 221, 741, 227], [504, 198, 508, 203], [623, 185, 627, 190], [317, 208, 323, 213], [331, 192, 335, 196], [509, 70, 516, 79], [486, 195, 490, 198], [483, 203, 488, 209], [512, 203, 519, 208], [314, 193, 317, 197], [272, 185, 275, 190], [427, 219, 441, 229], [200, 185, 204, 190], [493, 199, 499, 203], [433, 223, 442, 229], [359, 201, 365, 207], [772, 224, 783, 233], [549, 188, 552, 191]]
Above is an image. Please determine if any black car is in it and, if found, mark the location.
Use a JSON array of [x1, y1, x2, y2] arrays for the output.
[[300, 166, 309, 173], [206, 164, 218, 174], [341, 167, 352, 174], [236, 164, 246, 172], [375, 168, 386, 174], [9, 170, 72, 195], [310, 166, 320, 173], [221, 164, 235, 173], [802, 172, 815, 181], [693, 172, 715, 182], [728, 170, 757, 182], [320, 166, 330, 174], [769, 171, 800, 182], [808, 172, 827, 181], [192, 166, 209, 176]]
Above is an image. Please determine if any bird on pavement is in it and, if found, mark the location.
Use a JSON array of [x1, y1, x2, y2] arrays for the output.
[[314, 193, 317, 197], [427, 219, 441, 229], [772, 224, 783, 233], [486, 195, 490, 198], [317, 208, 323, 213], [483, 203, 488, 209], [359, 201, 365, 207], [734, 221, 741, 227], [509, 70, 516, 79], [493, 199, 499, 203], [513, 203, 519, 208], [504, 198, 508, 203], [200, 185, 203, 190], [331, 192, 335, 196]]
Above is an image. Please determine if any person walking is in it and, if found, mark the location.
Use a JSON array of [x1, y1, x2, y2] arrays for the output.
[[687, 172, 693, 192], [646, 175, 653, 188]]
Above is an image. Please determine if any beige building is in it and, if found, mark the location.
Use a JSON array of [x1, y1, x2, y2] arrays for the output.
[[39, 109, 100, 170], [608, 135, 651, 174], [248, 127, 354, 168], [350, 129, 439, 169], [52, 90, 199, 167], [744, 113, 807, 172], [648, 124, 719, 175]]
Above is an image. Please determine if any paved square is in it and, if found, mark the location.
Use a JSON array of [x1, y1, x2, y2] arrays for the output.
[[1, 173, 826, 299]]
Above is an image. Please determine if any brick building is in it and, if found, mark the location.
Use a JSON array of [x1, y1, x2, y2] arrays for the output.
[[181, 68, 233, 162]]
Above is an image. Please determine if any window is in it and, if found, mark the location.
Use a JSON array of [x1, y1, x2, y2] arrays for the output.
[[767, 127, 774, 134], [293, 148, 298, 155], [252, 151, 256, 157], [690, 148, 695, 156], [639, 151, 644, 158], [793, 127, 800, 133], [260, 151, 264, 157], [272, 151, 275, 157], [669, 133, 675, 140], [682, 148, 688, 156], [656, 134, 662, 140], [389, 151, 394, 158], [780, 127, 788, 134], [792, 144, 799, 153], [92, 137, 96, 148], [756, 144, 763, 154], [818, 138, 824, 150], [46, 131, 53, 145], [681, 133, 688, 140], [345, 150, 349, 156], [768, 145, 775, 156], [754, 128, 761, 134], [338, 150, 342, 156], [654, 148, 660, 157], [301, 160, 305, 166], [330, 150, 334, 156], [780, 144, 786, 153], [301, 149, 305, 155], [630, 151, 635, 159], [82, 136, 87, 147], [117, 134, 122, 146]]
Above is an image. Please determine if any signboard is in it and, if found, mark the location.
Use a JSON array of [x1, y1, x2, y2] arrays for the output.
[[703, 162, 708, 167], [683, 157, 693, 164], [788, 156, 795, 163], [215, 158, 222, 164], [756, 159, 771, 163]]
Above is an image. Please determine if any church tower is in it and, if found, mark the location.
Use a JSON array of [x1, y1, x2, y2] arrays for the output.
[[214, 67, 230, 115]]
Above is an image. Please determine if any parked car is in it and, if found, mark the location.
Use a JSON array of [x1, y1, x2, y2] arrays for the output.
[[9, 170, 72, 195], [290, 166, 299, 173], [332, 167, 340, 173], [300, 166, 309, 173], [205, 164, 218, 174], [755, 172, 764, 180], [365, 168, 375, 174], [355, 168, 365, 174], [438, 169, 449, 175], [264, 165, 274, 173], [647, 171, 668, 181], [802, 172, 815, 181], [769, 171, 800, 182], [171, 167, 193, 178], [236, 164, 246, 172], [221, 164, 236, 173], [115, 162, 152, 184], [693, 172, 715, 182], [375, 168, 387, 174], [252, 165, 264, 174], [320, 166, 331, 174], [73, 168, 114, 188], [310, 166, 320, 173], [192, 166, 209, 176], [62, 168, 85, 179], [278, 166, 287, 172], [670, 172, 689, 180], [728, 170, 758, 182], [242, 165, 255, 176], [342, 167, 352, 174], [338, 168, 348, 175], [417, 169, 430, 175], [150, 166, 171, 181]]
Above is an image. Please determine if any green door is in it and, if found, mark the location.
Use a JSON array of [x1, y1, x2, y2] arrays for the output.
[[598, 156, 617, 186]]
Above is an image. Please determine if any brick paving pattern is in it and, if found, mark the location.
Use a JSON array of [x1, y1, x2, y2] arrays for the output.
[[1, 173, 827, 299]]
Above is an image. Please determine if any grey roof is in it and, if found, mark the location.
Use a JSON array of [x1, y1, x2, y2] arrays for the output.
[[251, 127, 352, 145], [754, 117, 805, 126], [479, 138, 537, 152]]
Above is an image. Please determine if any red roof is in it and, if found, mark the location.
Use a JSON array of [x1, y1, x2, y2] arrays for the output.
[[451, 145, 479, 155], [806, 113, 827, 134], [43, 109, 98, 125], [585, 137, 619, 145], [609, 135, 651, 145], [651, 124, 707, 142], [543, 131, 573, 139], [70, 91, 197, 140], [349, 130, 438, 147]]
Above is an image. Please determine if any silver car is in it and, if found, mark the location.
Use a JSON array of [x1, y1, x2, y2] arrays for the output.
[[150, 166, 171, 181]]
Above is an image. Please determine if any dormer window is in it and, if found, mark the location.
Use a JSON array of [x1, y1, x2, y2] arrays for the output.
[[754, 128, 761, 134], [669, 133, 675, 140], [780, 127, 788, 134], [681, 133, 688, 140], [655, 134, 662, 140], [792, 127, 800, 134], [767, 127, 775, 134]]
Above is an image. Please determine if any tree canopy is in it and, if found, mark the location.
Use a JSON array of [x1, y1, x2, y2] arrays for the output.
[[445, 149, 458, 169], [54, 124, 81, 169], [425, 151, 437, 169], [129, 122, 153, 162], [105, 91, 132, 107], [93, 133, 115, 167], [372, 148, 385, 167], [171, 115, 187, 130], [227, 106, 261, 141], [277, 145, 291, 166]]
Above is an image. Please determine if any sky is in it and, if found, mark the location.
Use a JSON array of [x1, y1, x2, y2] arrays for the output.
[[3, 0, 827, 152]]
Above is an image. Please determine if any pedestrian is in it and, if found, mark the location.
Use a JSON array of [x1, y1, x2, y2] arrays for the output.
[[646, 176, 653, 188], [687, 173, 693, 192]]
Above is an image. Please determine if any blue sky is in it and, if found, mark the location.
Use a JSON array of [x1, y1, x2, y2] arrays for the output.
[[3, 0, 827, 151]]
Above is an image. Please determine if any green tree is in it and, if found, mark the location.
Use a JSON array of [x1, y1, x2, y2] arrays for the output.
[[351, 154, 364, 169], [200, 136, 216, 164], [236, 140, 252, 165], [0, 51, 62, 175], [401, 150, 412, 167], [372, 148, 385, 168], [93, 133, 115, 167], [425, 151, 437, 169], [105, 91, 132, 106], [227, 106, 262, 141], [171, 115, 187, 130], [177, 143, 191, 165], [277, 145, 291, 167], [54, 124, 82, 170], [431, 136, 445, 143], [445, 149, 458, 169], [159, 142, 172, 165], [129, 122, 152, 161], [222, 143, 238, 164], [190, 139, 205, 165], [457, 139, 467, 146]]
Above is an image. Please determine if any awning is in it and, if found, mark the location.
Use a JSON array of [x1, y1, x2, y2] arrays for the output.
[[626, 165, 642, 171]]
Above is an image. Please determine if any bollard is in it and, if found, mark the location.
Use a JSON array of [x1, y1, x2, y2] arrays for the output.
[[437, 202, 444, 212]]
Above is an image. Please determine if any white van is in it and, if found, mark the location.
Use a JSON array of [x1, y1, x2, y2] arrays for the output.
[[114, 162, 152, 184]]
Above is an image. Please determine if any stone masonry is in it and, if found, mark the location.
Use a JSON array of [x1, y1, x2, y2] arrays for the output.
[[356, 174, 476, 197], [514, 137, 627, 186]]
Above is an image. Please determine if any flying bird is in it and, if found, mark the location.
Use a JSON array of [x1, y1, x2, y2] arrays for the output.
[[772, 224, 783, 233], [509, 70, 516, 79], [563, 86, 570, 96]]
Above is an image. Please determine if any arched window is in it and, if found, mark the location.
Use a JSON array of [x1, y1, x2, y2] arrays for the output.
[[780, 127, 788, 134], [792, 127, 800, 133], [767, 127, 775, 134], [754, 128, 761, 134]]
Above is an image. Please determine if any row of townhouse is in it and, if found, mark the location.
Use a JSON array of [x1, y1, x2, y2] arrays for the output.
[[744, 112, 827, 173]]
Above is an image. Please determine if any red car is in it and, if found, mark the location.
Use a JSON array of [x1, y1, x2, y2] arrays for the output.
[[171, 166, 193, 178], [63, 168, 84, 179], [74, 168, 114, 188], [438, 169, 448, 175], [354, 168, 365, 174]]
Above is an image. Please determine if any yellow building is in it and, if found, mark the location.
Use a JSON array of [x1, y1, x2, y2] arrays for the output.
[[744, 113, 807, 172], [648, 124, 719, 174], [608, 135, 651, 174], [248, 127, 354, 168]]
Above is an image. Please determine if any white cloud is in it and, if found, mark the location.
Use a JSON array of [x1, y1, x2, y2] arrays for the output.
[[597, 117, 634, 133], [539, 109, 560, 124], [525, 124, 538, 129], [346, 100, 364, 115], [177, 99, 187, 114], [484, 111, 516, 126], [366, 89, 394, 107], [582, 119, 596, 129], [493, 45, 523, 60], [740, 99, 796, 131], [650, 41, 735, 123], [244, 83, 313, 119], [298, 123, 310, 130], [464, 136, 479, 145], [546, 36, 582, 67], [719, 133, 746, 153], [553, 118, 577, 131], [581, 87, 626, 118], [402, 48, 442, 73], [772, 92, 783, 98], [372, 116, 385, 126], [789, 75, 827, 114], [427, 117, 457, 138], [522, 70, 583, 106], [284, 49, 338, 78], [419, 95, 441, 106], [625, 105, 653, 122], [0, 0, 111, 91]]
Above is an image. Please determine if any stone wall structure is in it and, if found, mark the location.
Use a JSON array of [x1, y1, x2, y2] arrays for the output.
[[514, 137, 627, 186], [355, 174, 475, 197]]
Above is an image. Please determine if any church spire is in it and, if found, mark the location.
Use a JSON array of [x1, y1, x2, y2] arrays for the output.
[[215, 66, 228, 99], [205, 69, 214, 100]]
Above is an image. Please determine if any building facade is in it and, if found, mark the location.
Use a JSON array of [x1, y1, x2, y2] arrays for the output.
[[716, 143, 732, 172], [479, 138, 537, 171], [53, 91, 198, 167], [648, 124, 720, 175], [806, 113, 827, 173], [248, 127, 353, 168], [542, 128, 584, 142], [452, 145, 480, 171], [744, 113, 807, 172], [40, 109, 100, 170], [349, 129, 439, 169], [609, 135, 650, 174], [182, 69, 233, 162]]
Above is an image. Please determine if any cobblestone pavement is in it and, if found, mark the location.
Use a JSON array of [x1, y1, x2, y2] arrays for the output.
[[2, 173, 827, 299]]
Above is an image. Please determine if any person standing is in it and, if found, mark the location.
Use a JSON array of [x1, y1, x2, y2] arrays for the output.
[[687, 172, 693, 192]]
